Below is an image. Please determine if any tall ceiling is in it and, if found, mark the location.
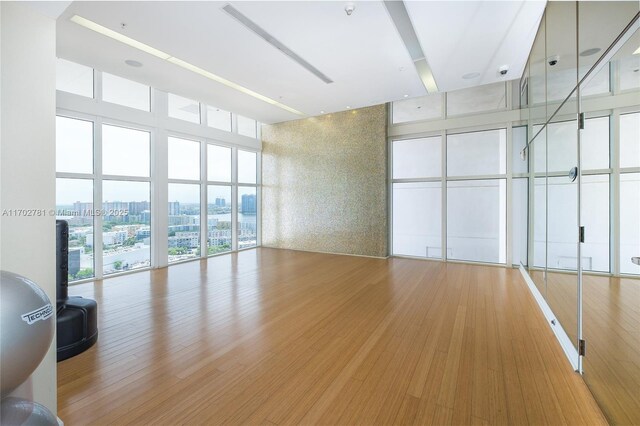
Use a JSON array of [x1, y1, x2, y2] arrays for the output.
[[56, 1, 546, 124]]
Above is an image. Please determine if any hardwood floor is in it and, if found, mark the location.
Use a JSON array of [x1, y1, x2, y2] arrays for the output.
[[58, 248, 606, 425], [528, 269, 640, 425]]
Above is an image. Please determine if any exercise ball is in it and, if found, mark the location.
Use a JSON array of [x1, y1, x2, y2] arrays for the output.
[[0, 271, 54, 397], [0, 397, 57, 426]]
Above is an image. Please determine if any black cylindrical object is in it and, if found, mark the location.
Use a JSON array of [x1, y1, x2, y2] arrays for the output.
[[56, 220, 69, 305], [55, 220, 98, 361]]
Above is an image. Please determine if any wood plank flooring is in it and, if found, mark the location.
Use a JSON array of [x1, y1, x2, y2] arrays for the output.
[[58, 248, 606, 425], [528, 269, 640, 425]]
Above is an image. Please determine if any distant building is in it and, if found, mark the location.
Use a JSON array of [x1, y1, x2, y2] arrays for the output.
[[168, 201, 180, 216], [136, 226, 151, 240], [68, 248, 81, 276], [241, 194, 257, 214], [87, 230, 127, 247], [215, 197, 226, 207], [168, 232, 199, 248], [73, 201, 93, 215], [128, 201, 150, 215]]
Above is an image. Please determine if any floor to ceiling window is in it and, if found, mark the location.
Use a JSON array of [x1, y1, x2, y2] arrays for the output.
[[207, 144, 233, 255], [390, 83, 512, 265], [56, 58, 262, 282]]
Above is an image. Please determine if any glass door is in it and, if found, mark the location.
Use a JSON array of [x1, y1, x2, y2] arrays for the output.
[[578, 3, 640, 424]]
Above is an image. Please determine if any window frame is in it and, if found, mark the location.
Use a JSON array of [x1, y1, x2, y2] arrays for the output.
[[56, 62, 262, 284]]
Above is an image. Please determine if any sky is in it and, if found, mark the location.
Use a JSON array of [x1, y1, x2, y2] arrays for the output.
[[56, 117, 257, 205]]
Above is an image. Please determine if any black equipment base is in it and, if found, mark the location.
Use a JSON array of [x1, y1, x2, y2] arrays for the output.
[[56, 297, 98, 362]]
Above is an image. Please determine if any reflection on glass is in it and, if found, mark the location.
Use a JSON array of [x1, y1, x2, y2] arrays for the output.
[[238, 186, 257, 249], [102, 180, 151, 275], [447, 179, 506, 264], [617, 53, 640, 92], [168, 137, 200, 181], [545, 1, 577, 104], [581, 65, 610, 97], [533, 116, 607, 173], [534, 120, 577, 174], [392, 182, 442, 258], [620, 173, 640, 275], [533, 177, 547, 269], [512, 126, 528, 174], [168, 183, 200, 262], [546, 176, 578, 270], [168, 94, 200, 123], [56, 116, 94, 174], [207, 144, 231, 182], [620, 113, 640, 169], [238, 150, 257, 184], [56, 58, 93, 98], [512, 178, 528, 266], [102, 73, 150, 111], [207, 185, 232, 255], [581, 175, 610, 272], [392, 137, 441, 179], [447, 129, 506, 177], [56, 178, 94, 281], [392, 93, 443, 123], [102, 124, 150, 177], [581, 116, 609, 171]]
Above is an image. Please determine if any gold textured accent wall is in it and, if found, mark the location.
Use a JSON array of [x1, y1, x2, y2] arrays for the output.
[[261, 104, 388, 257]]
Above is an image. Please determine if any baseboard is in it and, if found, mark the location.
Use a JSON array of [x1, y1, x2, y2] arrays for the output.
[[260, 245, 389, 260], [518, 264, 580, 372]]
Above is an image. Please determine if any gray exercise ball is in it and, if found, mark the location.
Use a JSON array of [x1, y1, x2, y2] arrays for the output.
[[0, 270, 54, 398], [0, 397, 57, 426]]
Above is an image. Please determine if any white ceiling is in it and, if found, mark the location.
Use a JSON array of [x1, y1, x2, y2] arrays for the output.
[[56, 1, 546, 124]]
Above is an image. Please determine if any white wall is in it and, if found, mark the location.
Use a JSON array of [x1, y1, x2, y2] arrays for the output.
[[1, 2, 57, 414]]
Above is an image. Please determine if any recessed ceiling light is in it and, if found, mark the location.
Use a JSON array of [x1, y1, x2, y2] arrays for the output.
[[125, 59, 143, 67], [462, 72, 480, 80], [320, 110, 325, 114], [580, 48, 601, 57], [403, 94, 409, 98], [346, 106, 351, 109], [634, 46, 640, 55], [70, 14, 304, 116]]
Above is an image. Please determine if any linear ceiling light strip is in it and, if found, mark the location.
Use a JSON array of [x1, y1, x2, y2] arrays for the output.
[[383, 0, 439, 93], [70, 14, 304, 116], [222, 4, 333, 84]]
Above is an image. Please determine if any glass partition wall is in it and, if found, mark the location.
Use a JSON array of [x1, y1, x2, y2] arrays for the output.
[[520, 3, 639, 425]]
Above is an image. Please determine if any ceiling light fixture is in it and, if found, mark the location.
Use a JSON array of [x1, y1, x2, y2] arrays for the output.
[[384, 0, 439, 93], [70, 14, 304, 116], [634, 46, 640, 55], [320, 110, 325, 114], [462, 72, 480, 80], [125, 59, 143, 67], [403, 94, 409, 98], [346, 106, 351, 109], [579, 48, 601, 57]]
